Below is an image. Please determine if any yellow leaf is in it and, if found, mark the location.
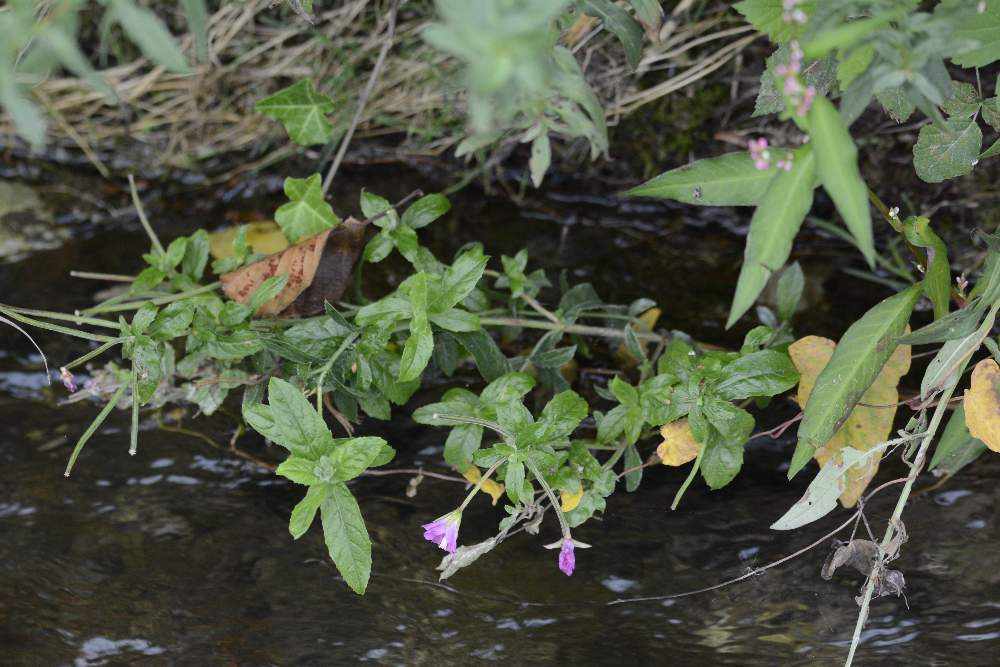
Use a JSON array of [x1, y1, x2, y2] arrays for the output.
[[462, 466, 505, 505], [964, 358, 1000, 453], [209, 221, 288, 260], [656, 418, 700, 466], [789, 333, 911, 507], [560, 486, 584, 512], [616, 307, 662, 365]]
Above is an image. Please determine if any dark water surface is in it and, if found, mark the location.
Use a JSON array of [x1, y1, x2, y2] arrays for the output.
[[2, 163, 1000, 666]]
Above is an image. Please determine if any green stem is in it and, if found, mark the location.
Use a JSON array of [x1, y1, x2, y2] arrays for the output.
[[64, 379, 129, 477], [671, 447, 704, 510], [526, 458, 571, 539], [844, 378, 958, 666], [480, 316, 664, 343], [0, 307, 117, 343], [0, 304, 123, 330], [70, 271, 136, 282], [129, 360, 140, 456], [129, 174, 164, 255], [314, 331, 359, 416], [84, 282, 221, 315], [458, 460, 503, 511], [61, 339, 122, 371], [430, 413, 513, 442]]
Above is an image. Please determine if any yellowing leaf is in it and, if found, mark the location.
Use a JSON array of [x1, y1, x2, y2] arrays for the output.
[[560, 486, 584, 512], [209, 222, 288, 260], [462, 466, 505, 505], [789, 333, 911, 507], [964, 359, 1000, 453], [656, 418, 700, 466]]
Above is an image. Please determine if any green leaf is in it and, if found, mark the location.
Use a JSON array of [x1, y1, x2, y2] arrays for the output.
[[876, 86, 915, 123], [951, 0, 1000, 67], [256, 79, 336, 146], [38, 26, 114, 98], [530, 345, 577, 369], [772, 446, 872, 530], [242, 377, 331, 457], [180, 0, 209, 62], [755, 46, 836, 117], [400, 323, 433, 382], [132, 337, 165, 404], [919, 303, 999, 400], [534, 390, 588, 441], [149, 301, 194, 340], [581, 0, 645, 69], [433, 247, 489, 312], [983, 137, 1000, 160], [274, 174, 340, 243], [448, 330, 511, 381], [181, 229, 210, 280], [328, 436, 392, 481], [401, 194, 450, 229], [444, 424, 484, 469], [803, 12, 900, 60], [623, 443, 642, 492], [836, 44, 875, 89], [109, 0, 189, 73], [429, 308, 480, 332], [0, 74, 46, 148], [320, 483, 372, 594], [942, 82, 982, 118], [897, 302, 982, 345], [929, 403, 987, 476], [249, 274, 289, 313], [807, 96, 875, 267], [277, 456, 322, 485], [692, 398, 753, 489], [131, 266, 165, 294], [727, 145, 816, 328], [776, 262, 804, 321], [902, 216, 950, 319], [204, 330, 263, 361], [790, 284, 922, 477], [529, 132, 551, 188], [913, 118, 983, 183], [289, 485, 325, 539], [734, 0, 814, 42], [625, 152, 783, 206], [713, 350, 799, 401]]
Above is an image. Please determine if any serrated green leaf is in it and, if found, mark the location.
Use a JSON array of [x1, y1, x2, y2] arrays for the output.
[[790, 284, 922, 477], [320, 483, 372, 594], [274, 174, 340, 243], [913, 118, 983, 183], [734, 0, 814, 42], [256, 79, 336, 145], [242, 377, 331, 457], [728, 145, 816, 328], [808, 96, 875, 267], [713, 350, 799, 400]]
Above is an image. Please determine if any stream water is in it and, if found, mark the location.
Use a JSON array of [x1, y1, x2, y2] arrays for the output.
[[2, 160, 1000, 666]]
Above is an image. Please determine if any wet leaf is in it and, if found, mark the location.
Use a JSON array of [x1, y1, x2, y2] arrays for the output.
[[209, 222, 288, 260], [656, 418, 700, 466], [790, 284, 920, 478], [220, 218, 366, 317], [963, 358, 1000, 453], [789, 334, 910, 506]]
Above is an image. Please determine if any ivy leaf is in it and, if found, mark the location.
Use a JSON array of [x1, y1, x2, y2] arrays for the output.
[[580, 0, 645, 69], [790, 285, 922, 478], [256, 80, 336, 146], [727, 145, 816, 328], [320, 483, 372, 594], [807, 96, 875, 267], [913, 118, 983, 183], [274, 174, 340, 243], [626, 152, 785, 206]]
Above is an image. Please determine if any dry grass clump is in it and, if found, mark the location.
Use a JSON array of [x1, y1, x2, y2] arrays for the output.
[[0, 0, 756, 172]]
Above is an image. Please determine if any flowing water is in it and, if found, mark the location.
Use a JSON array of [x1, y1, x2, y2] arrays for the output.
[[2, 159, 1000, 666]]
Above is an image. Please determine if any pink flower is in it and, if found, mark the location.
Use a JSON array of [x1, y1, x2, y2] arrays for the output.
[[59, 367, 77, 393], [558, 538, 575, 576], [748, 137, 771, 171], [797, 85, 817, 116], [422, 511, 461, 553]]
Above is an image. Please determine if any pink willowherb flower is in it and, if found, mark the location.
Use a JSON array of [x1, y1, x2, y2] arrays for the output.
[[59, 367, 77, 393], [558, 538, 575, 576], [748, 137, 771, 171], [782, 0, 807, 24], [422, 510, 461, 553]]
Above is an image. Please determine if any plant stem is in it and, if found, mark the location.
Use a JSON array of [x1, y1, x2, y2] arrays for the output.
[[314, 331, 359, 416], [844, 379, 958, 666], [128, 174, 164, 255], [64, 379, 129, 477], [70, 271, 137, 282], [0, 304, 123, 329], [458, 460, 503, 511], [84, 282, 221, 315], [61, 339, 122, 371], [0, 307, 117, 343], [525, 459, 572, 538], [129, 361, 140, 456], [480, 316, 665, 343], [671, 447, 704, 510]]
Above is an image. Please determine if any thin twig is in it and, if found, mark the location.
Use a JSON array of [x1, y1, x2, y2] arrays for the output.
[[321, 0, 399, 195], [128, 175, 164, 255], [70, 271, 137, 282]]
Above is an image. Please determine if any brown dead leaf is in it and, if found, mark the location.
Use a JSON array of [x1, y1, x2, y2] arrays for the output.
[[789, 333, 911, 507], [964, 358, 1000, 453], [657, 418, 700, 466], [220, 217, 366, 317]]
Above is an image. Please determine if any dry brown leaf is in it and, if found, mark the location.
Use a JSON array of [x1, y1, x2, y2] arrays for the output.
[[209, 221, 288, 259], [657, 418, 700, 466], [964, 358, 1000, 453], [789, 333, 911, 507], [220, 217, 366, 317]]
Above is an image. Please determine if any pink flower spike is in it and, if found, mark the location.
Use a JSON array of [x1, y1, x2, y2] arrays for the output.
[[558, 539, 575, 576], [59, 367, 77, 393], [422, 511, 461, 553]]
